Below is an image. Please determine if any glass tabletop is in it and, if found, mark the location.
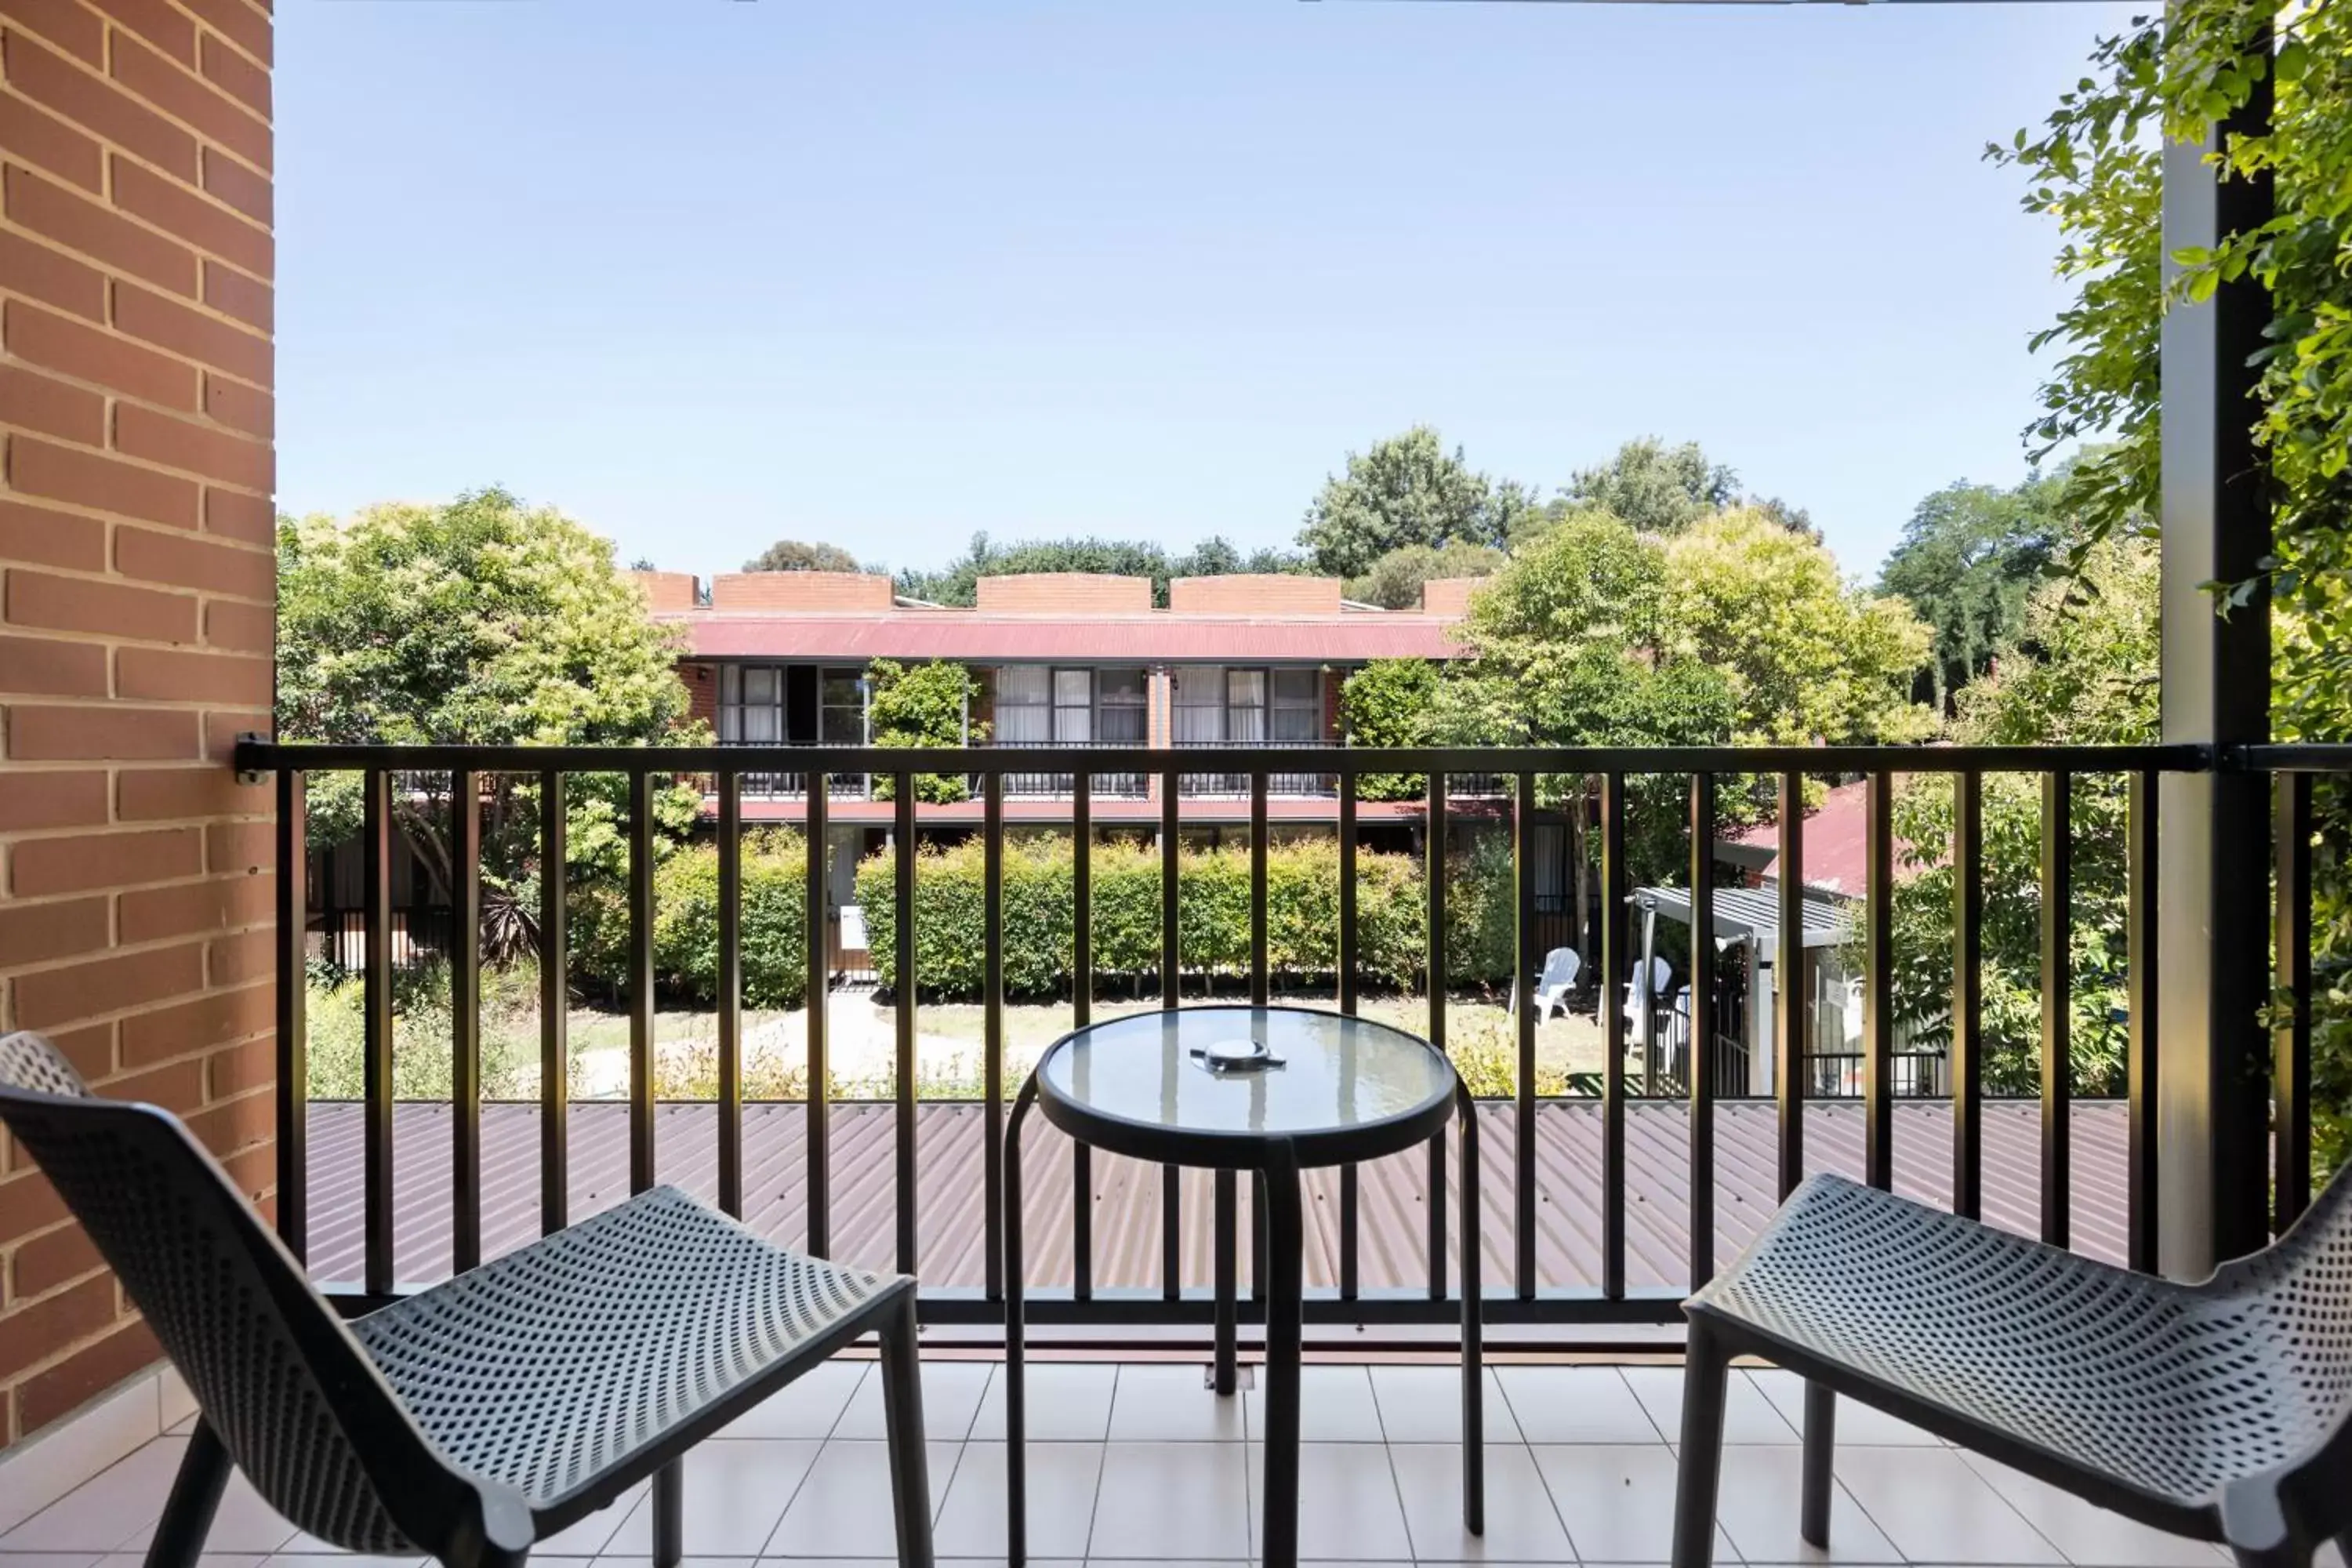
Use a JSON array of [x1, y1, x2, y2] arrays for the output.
[[1036, 1006, 1454, 1156]]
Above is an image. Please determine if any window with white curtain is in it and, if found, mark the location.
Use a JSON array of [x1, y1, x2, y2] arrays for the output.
[[1054, 670, 1093, 742], [995, 666, 1052, 744], [1270, 668, 1321, 742], [1225, 669, 1266, 742], [1173, 666, 1225, 744], [720, 665, 785, 743], [1098, 667, 1147, 743]]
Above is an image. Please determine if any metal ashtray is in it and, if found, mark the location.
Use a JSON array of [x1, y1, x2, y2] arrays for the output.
[[1191, 1037, 1285, 1073]]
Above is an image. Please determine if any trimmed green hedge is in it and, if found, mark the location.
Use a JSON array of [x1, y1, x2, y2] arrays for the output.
[[854, 832, 1515, 1000], [572, 829, 811, 1007]]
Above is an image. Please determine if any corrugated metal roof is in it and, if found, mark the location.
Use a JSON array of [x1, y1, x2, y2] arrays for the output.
[[303, 1096, 2129, 1294], [664, 613, 1467, 662], [1631, 886, 1852, 950]]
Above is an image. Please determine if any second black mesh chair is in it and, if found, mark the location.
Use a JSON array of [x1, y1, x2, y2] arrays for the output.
[[0, 1031, 934, 1568], [1669, 1167, 2352, 1568]]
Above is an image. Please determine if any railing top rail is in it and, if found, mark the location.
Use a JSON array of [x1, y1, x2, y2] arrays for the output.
[[2230, 743, 2352, 772], [234, 739, 2211, 777]]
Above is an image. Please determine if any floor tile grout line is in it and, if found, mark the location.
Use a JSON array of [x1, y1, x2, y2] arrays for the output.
[[1947, 1443, 2105, 1568]]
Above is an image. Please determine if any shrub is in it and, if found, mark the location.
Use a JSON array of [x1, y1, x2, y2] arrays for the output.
[[853, 833, 1513, 1000], [570, 830, 811, 1007], [307, 956, 572, 1100]]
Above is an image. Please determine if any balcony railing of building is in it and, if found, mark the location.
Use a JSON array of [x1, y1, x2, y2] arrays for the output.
[[234, 739, 2326, 1338]]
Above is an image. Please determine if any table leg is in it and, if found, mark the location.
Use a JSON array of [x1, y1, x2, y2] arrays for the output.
[[1261, 1153, 1305, 1568], [1214, 1169, 1238, 1396]]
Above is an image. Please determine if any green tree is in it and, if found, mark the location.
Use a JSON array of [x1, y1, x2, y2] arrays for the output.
[[1560, 437, 1738, 536], [866, 658, 984, 803], [1877, 474, 2066, 711], [1296, 426, 1530, 577], [1883, 539, 2158, 1097], [275, 488, 702, 947], [743, 539, 866, 573], [1338, 658, 1441, 800], [1342, 541, 1506, 611], [1663, 508, 1933, 748], [1994, 0, 2352, 1171]]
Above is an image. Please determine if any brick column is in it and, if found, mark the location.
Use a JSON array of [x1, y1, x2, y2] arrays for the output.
[[0, 0, 274, 1446]]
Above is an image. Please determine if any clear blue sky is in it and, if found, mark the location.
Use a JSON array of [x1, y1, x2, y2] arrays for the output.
[[277, 0, 2139, 585]]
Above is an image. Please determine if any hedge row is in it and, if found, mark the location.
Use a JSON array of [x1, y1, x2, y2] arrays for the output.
[[571, 828, 1518, 1006], [855, 833, 1515, 999]]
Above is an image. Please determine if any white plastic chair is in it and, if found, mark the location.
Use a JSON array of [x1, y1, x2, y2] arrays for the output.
[[1530, 947, 1581, 1022]]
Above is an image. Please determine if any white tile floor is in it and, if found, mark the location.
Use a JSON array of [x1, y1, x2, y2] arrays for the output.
[[0, 1360, 2234, 1568]]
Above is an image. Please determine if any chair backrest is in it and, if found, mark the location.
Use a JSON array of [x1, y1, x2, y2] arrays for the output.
[[2203, 1155, 2352, 1494], [1538, 948, 1580, 992], [0, 1033, 472, 1556]]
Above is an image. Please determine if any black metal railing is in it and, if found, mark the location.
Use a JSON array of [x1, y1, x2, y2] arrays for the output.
[[240, 739, 2325, 1335], [978, 741, 1149, 800]]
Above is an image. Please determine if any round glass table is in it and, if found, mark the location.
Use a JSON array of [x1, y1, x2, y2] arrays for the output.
[[1002, 1006, 1486, 1568]]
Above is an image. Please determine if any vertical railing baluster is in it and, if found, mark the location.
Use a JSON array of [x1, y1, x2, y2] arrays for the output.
[[1864, 771, 1894, 1191], [895, 771, 917, 1276], [984, 769, 1006, 1301], [1072, 769, 1092, 1301], [1251, 771, 1270, 1006], [274, 768, 307, 1261], [2275, 769, 2314, 1231], [2041, 771, 2072, 1249], [1600, 771, 1627, 1300], [717, 771, 743, 1218], [362, 768, 394, 1295], [1338, 770, 1360, 1302], [627, 771, 656, 1195], [1427, 769, 1448, 1301], [805, 772, 830, 1257], [2126, 768, 2158, 1271], [1775, 770, 1804, 1200], [1513, 771, 1538, 1298], [539, 771, 568, 1236], [1953, 771, 1984, 1222], [1160, 764, 1180, 1301], [1688, 771, 1715, 1287], [451, 768, 482, 1274]]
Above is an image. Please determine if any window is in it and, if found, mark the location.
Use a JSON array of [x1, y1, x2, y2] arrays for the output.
[[1054, 670, 1093, 742], [821, 668, 867, 742], [1225, 669, 1267, 742], [1097, 667, 1147, 744], [720, 665, 785, 743], [1270, 668, 1321, 742], [995, 666, 1051, 744], [1172, 666, 1225, 744]]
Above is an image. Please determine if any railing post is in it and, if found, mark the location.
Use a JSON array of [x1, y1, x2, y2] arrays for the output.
[[1953, 771, 1985, 1223], [805, 771, 829, 1257], [1863, 771, 1893, 1192], [627, 770, 656, 1194], [1513, 771, 1538, 1298], [1599, 771, 1627, 1300], [1774, 771, 1804, 1201], [2041, 771, 2073, 1250], [894, 771, 917, 1276], [717, 771, 742, 1218], [539, 772, 568, 1236], [451, 768, 482, 1273], [362, 768, 394, 1294], [2156, 4, 2275, 1276], [2274, 770, 2313, 1231], [273, 768, 307, 1261], [1688, 771, 1715, 1287]]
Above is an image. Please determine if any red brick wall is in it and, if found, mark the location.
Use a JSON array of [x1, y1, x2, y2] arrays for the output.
[[973, 573, 1150, 615], [1168, 575, 1340, 615], [680, 660, 717, 730], [0, 0, 273, 1448], [630, 569, 697, 612], [708, 571, 892, 612], [1419, 576, 1484, 617]]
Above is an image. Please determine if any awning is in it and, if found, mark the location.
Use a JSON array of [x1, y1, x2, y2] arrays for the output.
[[1629, 884, 1852, 953]]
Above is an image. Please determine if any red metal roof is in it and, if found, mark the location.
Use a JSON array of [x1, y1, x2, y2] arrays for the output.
[[663, 612, 1466, 663], [1730, 778, 1881, 896]]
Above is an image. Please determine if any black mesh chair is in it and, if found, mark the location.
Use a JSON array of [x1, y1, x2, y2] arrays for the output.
[[0, 1031, 935, 1568], [1669, 1167, 2352, 1568]]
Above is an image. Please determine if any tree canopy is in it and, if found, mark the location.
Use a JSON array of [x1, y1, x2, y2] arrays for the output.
[[276, 488, 701, 918], [1295, 426, 1535, 577], [1558, 437, 1738, 537], [744, 539, 866, 573], [1343, 540, 1508, 610], [894, 532, 1304, 607], [866, 658, 985, 803], [1875, 473, 2065, 711]]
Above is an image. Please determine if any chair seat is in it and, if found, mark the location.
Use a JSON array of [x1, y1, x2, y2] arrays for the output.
[[354, 1186, 899, 1523], [1690, 1174, 2327, 1525]]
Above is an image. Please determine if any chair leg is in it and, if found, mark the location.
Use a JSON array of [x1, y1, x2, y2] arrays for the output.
[[651, 1460, 682, 1568], [144, 1417, 230, 1568], [880, 1298, 935, 1568], [1801, 1381, 1835, 1548], [1669, 1322, 1730, 1568]]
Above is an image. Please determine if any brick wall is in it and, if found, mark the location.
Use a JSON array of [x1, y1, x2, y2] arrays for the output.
[[1418, 576, 1485, 617], [972, 572, 1149, 615], [708, 570, 892, 612], [1168, 575, 1341, 615], [629, 569, 698, 612], [680, 660, 717, 729], [0, 0, 274, 1449]]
